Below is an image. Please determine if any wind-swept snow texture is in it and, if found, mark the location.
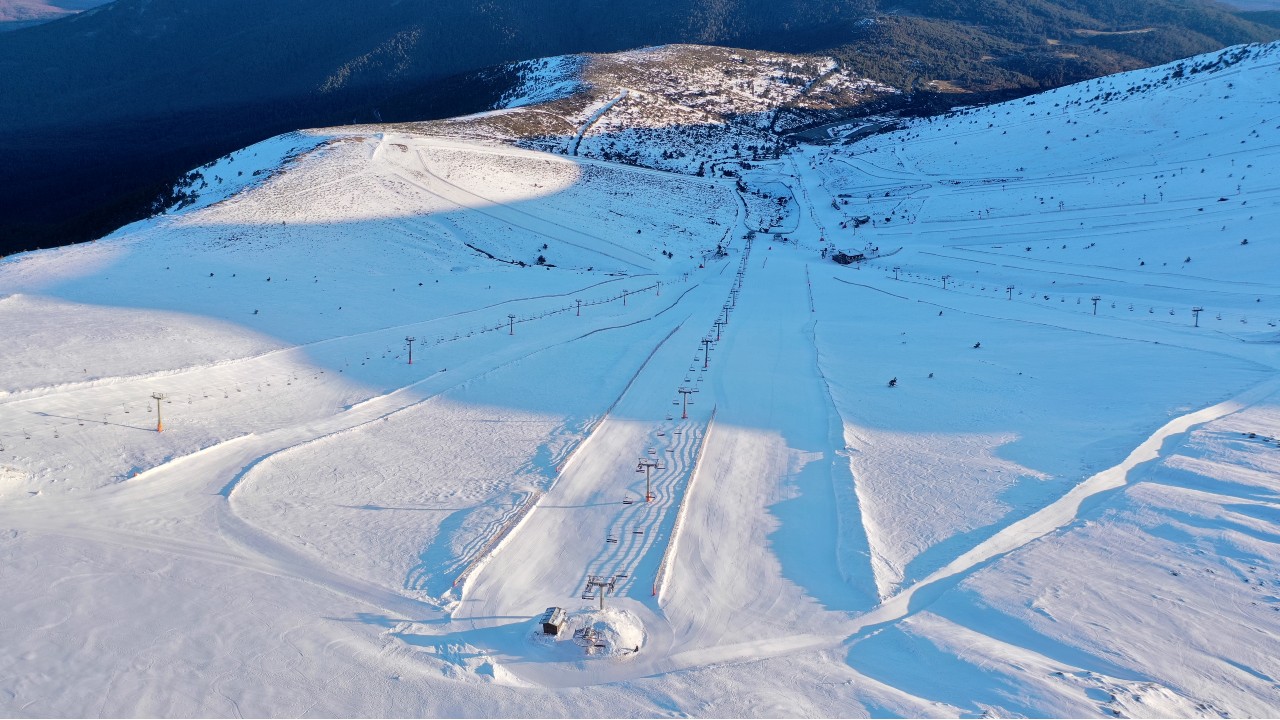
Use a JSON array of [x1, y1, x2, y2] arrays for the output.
[[2, 41, 1280, 718]]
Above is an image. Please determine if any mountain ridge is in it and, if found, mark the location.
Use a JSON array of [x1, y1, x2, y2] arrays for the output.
[[1, 0, 1277, 255]]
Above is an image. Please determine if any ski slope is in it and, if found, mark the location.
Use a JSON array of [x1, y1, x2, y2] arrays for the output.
[[1, 42, 1279, 718]]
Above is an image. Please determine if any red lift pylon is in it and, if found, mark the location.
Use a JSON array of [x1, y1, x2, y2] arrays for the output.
[[677, 386, 697, 419]]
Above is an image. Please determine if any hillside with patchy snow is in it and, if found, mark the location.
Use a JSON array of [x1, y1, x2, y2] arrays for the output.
[[1, 41, 1279, 718], [405, 44, 898, 175]]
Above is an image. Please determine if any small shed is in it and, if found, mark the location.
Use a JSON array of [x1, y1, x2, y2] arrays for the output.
[[832, 252, 865, 265], [539, 606, 567, 636]]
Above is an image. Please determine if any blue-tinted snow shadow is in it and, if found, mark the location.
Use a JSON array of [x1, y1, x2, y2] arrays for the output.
[[922, 583, 1146, 681], [1137, 450, 1280, 504], [847, 623, 1048, 718], [404, 505, 483, 598], [844, 613, 1125, 719], [737, 316, 878, 613], [1151, 504, 1280, 546], [391, 617, 552, 667], [806, 279, 1276, 592], [326, 611, 449, 628], [768, 445, 878, 614], [896, 472, 1074, 590], [9, 126, 1279, 702]]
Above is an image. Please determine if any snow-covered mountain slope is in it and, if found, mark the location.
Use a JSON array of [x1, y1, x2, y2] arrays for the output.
[[819, 41, 1280, 310], [1, 41, 1279, 718]]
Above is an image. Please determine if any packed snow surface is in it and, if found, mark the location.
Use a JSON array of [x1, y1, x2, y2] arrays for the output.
[[1, 42, 1280, 717]]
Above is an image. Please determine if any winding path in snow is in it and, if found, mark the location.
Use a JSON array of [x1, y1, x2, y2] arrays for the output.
[[571, 89, 630, 156]]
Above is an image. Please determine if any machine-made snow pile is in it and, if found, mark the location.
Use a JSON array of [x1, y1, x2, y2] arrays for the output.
[[530, 607, 646, 660]]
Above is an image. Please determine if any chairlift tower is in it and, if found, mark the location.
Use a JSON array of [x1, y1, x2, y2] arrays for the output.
[[508, 314, 516, 335], [1091, 296, 1101, 315], [1192, 306, 1204, 327], [1006, 285, 1015, 300], [582, 574, 619, 611], [405, 336, 416, 365], [677, 386, 698, 419], [637, 457, 664, 502], [941, 275, 951, 290], [701, 337, 713, 369], [151, 392, 166, 433]]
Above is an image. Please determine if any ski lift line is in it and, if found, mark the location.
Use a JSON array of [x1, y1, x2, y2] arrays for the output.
[[911, 292, 1237, 346], [918, 248, 1280, 297], [1, 276, 677, 407], [586, 412, 706, 586], [886, 271, 1279, 329], [374, 274, 681, 352], [26, 255, 715, 443], [866, 261, 1276, 327], [804, 264, 816, 313], [583, 427, 700, 591], [452, 310, 695, 594], [1012, 285, 1276, 328]]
